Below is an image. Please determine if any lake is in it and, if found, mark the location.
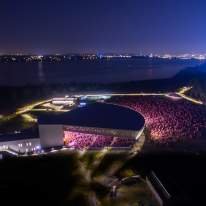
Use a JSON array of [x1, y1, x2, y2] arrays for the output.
[[0, 58, 204, 86]]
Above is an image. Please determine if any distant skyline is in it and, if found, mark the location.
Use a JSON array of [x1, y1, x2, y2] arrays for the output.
[[0, 0, 206, 54]]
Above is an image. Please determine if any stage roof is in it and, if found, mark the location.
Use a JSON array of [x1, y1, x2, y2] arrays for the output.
[[38, 103, 145, 131]]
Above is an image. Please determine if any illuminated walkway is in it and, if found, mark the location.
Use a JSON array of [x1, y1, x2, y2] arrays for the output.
[[0, 99, 51, 123], [176, 86, 203, 105], [83, 86, 204, 105]]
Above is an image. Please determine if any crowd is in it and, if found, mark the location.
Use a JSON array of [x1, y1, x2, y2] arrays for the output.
[[64, 131, 136, 149], [92, 135, 113, 148], [111, 137, 135, 147], [109, 96, 206, 142], [64, 131, 93, 149]]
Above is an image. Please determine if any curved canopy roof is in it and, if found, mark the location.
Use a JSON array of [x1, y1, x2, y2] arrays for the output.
[[38, 103, 145, 131]]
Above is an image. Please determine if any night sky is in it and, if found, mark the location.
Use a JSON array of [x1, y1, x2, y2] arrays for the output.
[[0, 0, 206, 54]]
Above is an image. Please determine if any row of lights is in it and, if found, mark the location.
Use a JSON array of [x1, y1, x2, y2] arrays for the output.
[[18, 142, 32, 147]]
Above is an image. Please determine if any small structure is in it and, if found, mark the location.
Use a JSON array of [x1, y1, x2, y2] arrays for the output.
[[0, 128, 40, 155]]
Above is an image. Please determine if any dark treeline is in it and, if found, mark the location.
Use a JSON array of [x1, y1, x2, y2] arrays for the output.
[[174, 63, 206, 101]]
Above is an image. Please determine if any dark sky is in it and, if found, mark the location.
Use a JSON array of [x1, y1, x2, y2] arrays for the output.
[[0, 0, 206, 54]]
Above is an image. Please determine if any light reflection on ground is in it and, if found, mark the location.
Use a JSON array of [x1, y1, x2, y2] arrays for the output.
[[53, 139, 157, 206]]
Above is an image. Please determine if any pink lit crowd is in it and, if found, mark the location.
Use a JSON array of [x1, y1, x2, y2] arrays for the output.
[[64, 131, 135, 149], [109, 96, 206, 142]]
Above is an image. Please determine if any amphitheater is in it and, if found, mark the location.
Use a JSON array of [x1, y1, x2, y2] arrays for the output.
[[38, 103, 145, 150]]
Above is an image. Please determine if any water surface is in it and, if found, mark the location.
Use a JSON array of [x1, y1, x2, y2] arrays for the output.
[[0, 58, 203, 86]]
